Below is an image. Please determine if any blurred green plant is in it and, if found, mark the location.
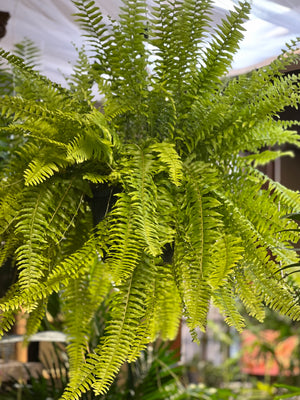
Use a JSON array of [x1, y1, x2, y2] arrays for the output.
[[0, 341, 239, 400], [274, 383, 300, 399]]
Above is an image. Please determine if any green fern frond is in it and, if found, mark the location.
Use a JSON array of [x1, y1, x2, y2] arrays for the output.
[[174, 161, 222, 330], [0, 59, 13, 97], [63, 257, 111, 386], [149, 263, 182, 341], [0, 237, 18, 267], [13, 37, 41, 68], [63, 259, 154, 397], [155, 185, 176, 247], [105, 0, 148, 103], [63, 278, 92, 386], [37, 233, 101, 304], [126, 260, 181, 362], [82, 172, 111, 184], [73, 0, 109, 57], [253, 168, 300, 213], [85, 108, 112, 141], [218, 189, 300, 320], [11, 38, 43, 101], [244, 257, 300, 320], [0, 190, 21, 236], [243, 150, 294, 167], [44, 239, 98, 296], [226, 75, 300, 151], [146, 85, 177, 140], [150, 0, 212, 88], [14, 186, 51, 291], [0, 230, 101, 335], [88, 257, 112, 303], [107, 192, 143, 284], [103, 102, 134, 123], [121, 145, 162, 257], [126, 261, 158, 363], [66, 129, 112, 164], [24, 159, 62, 186], [75, 0, 149, 124], [0, 95, 75, 125], [219, 160, 300, 250], [92, 262, 153, 395], [0, 309, 18, 338], [188, 58, 300, 157], [0, 178, 92, 316], [67, 44, 94, 103], [234, 269, 265, 322], [209, 234, 244, 289], [150, 142, 183, 186], [212, 285, 245, 332], [24, 299, 48, 341], [0, 48, 69, 101], [266, 37, 300, 78], [2, 1, 300, 398], [194, 1, 250, 94]]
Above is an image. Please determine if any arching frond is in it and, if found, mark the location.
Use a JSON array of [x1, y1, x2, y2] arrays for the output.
[[243, 150, 294, 167], [194, 1, 250, 94], [174, 161, 222, 330], [73, 0, 110, 57], [63, 258, 155, 398], [212, 284, 245, 332], [62, 257, 111, 386], [0, 48, 70, 101], [107, 192, 143, 284], [67, 44, 94, 104], [14, 185, 52, 291], [120, 145, 162, 257], [25, 299, 48, 341], [209, 234, 244, 289], [150, 142, 183, 186], [149, 262, 182, 341], [13, 38, 41, 68], [234, 268, 265, 322], [150, 0, 213, 89]]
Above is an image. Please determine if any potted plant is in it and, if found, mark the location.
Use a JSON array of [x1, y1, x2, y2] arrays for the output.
[[1, 0, 300, 398]]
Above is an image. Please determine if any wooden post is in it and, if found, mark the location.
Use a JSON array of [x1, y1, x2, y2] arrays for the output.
[[14, 311, 28, 363], [170, 321, 182, 360]]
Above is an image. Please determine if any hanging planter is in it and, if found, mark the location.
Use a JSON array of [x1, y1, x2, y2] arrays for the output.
[[88, 183, 121, 226]]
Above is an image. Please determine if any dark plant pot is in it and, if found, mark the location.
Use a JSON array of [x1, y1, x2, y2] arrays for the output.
[[88, 183, 121, 226], [0, 258, 17, 298], [162, 243, 174, 264]]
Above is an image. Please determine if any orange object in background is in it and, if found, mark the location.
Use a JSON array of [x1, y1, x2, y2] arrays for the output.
[[241, 330, 299, 376], [14, 311, 28, 363]]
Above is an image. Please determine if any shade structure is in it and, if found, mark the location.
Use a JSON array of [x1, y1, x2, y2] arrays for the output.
[[0, 0, 299, 83]]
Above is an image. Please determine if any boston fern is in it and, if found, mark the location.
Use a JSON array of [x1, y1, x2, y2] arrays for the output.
[[1, 0, 300, 398]]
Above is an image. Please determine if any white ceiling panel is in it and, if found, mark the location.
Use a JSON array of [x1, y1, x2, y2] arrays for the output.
[[0, 0, 299, 83]]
